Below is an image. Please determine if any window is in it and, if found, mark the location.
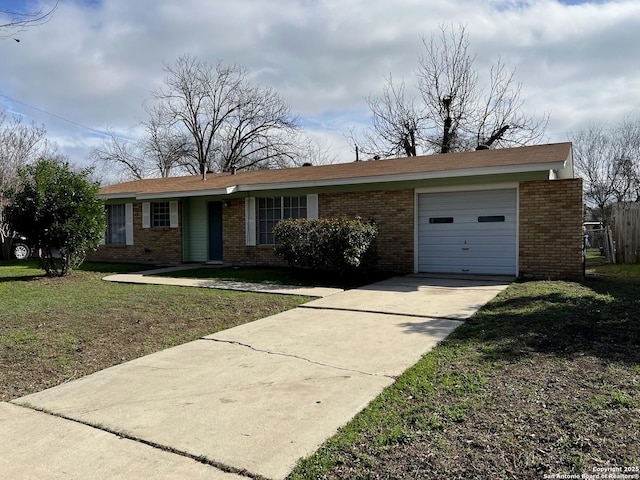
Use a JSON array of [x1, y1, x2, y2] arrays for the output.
[[429, 217, 454, 224], [478, 215, 505, 223], [258, 196, 307, 244], [152, 202, 171, 227], [284, 195, 307, 220], [106, 204, 126, 245]]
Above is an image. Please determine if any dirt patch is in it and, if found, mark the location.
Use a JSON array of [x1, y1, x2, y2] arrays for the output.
[[368, 354, 639, 479]]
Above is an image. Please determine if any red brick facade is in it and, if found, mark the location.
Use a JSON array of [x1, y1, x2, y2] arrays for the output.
[[87, 203, 183, 264], [319, 189, 415, 272], [216, 190, 415, 272], [90, 180, 584, 279], [222, 199, 284, 266], [518, 178, 584, 279]]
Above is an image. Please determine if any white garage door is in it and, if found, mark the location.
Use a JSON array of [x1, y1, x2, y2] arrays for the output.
[[417, 189, 517, 275]]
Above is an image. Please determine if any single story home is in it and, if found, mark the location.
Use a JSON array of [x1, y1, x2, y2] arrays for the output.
[[90, 142, 584, 278]]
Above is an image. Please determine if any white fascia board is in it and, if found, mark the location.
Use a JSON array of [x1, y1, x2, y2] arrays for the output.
[[134, 187, 233, 200], [234, 161, 566, 193]]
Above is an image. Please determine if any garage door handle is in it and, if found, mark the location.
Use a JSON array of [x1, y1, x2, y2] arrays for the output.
[[461, 247, 470, 251]]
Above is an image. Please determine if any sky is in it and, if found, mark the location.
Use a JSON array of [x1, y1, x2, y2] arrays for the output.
[[1, 0, 638, 176]]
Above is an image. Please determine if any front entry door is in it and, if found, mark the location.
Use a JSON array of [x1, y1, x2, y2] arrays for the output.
[[208, 202, 223, 263]]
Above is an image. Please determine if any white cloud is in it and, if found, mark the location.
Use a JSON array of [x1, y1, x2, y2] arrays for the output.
[[0, 0, 638, 167]]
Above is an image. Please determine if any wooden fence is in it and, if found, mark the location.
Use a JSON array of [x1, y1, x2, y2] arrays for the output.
[[612, 202, 640, 264]]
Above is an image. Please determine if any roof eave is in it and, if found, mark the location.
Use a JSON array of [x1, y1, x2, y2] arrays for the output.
[[234, 160, 567, 193], [99, 160, 567, 200]]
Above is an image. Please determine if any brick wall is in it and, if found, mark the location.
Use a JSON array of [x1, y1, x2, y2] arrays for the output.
[[319, 189, 415, 272], [519, 178, 583, 279], [87, 203, 183, 264], [221, 190, 415, 272], [222, 199, 285, 266]]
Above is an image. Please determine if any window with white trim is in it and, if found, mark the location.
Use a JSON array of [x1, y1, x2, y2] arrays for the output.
[[106, 204, 126, 245], [257, 196, 307, 245], [152, 202, 171, 227]]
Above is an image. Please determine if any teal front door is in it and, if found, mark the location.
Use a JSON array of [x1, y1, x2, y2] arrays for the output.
[[208, 202, 223, 262]]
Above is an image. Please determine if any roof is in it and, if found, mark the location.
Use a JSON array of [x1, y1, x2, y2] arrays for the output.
[[99, 142, 572, 200]]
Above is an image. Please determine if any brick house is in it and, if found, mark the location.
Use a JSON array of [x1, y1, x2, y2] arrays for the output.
[[90, 142, 583, 279]]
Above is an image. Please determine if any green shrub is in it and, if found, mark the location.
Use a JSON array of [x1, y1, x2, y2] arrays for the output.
[[273, 217, 377, 272], [6, 158, 105, 277]]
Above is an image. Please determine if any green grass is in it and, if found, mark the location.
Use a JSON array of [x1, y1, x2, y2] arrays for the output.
[[589, 262, 640, 280], [289, 275, 640, 479], [0, 260, 310, 401], [151, 265, 394, 289], [585, 247, 605, 263]]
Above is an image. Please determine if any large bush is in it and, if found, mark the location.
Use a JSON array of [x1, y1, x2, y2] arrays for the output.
[[6, 158, 105, 276], [273, 217, 377, 272]]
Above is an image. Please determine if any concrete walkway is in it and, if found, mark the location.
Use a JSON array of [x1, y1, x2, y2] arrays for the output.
[[2, 275, 510, 480], [103, 269, 343, 298]]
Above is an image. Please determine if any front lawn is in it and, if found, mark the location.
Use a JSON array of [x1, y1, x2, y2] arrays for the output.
[[290, 274, 640, 478], [0, 261, 309, 401]]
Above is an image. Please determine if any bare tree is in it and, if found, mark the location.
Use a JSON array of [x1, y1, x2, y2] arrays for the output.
[[1, 1, 58, 41], [215, 82, 300, 171], [90, 110, 191, 181], [149, 55, 300, 177], [612, 116, 640, 202], [140, 107, 191, 177], [572, 124, 617, 223], [572, 116, 640, 224], [290, 135, 340, 166], [418, 24, 548, 153], [417, 25, 479, 153], [90, 131, 146, 181], [0, 111, 51, 254], [350, 76, 427, 159], [354, 24, 548, 158]]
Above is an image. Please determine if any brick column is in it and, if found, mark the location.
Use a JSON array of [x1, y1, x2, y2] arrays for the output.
[[519, 179, 583, 279]]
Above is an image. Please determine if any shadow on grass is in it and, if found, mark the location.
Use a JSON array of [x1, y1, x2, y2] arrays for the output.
[[451, 277, 640, 365], [0, 260, 153, 282], [79, 262, 154, 274], [157, 265, 398, 290]]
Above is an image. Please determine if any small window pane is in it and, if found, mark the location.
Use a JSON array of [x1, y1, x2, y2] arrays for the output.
[[152, 202, 170, 227], [478, 215, 505, 223], [429, 217, 454, 224]]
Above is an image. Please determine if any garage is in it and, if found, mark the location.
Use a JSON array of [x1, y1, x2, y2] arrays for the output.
[[417, 189, 517, 275]]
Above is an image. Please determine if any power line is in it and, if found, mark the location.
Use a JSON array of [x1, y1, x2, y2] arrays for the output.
[[0, 93, 111, 138]]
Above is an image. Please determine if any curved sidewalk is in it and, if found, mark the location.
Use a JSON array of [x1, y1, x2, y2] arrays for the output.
[[3, 275, 510, 480]]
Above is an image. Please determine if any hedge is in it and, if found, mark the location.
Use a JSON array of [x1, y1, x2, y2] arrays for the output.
[[273, 217, 377, 272]]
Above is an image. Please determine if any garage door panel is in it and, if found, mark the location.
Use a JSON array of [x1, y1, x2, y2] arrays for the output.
[[420, 228, 515, 238], [420, 256, 516, 268], [419, 257, 516, 275], [419, 244, 517, 256], [417, 189, 517, 275]]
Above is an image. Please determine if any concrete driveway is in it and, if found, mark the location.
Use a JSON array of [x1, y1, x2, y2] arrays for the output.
[[2, 275, 510, 480]]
